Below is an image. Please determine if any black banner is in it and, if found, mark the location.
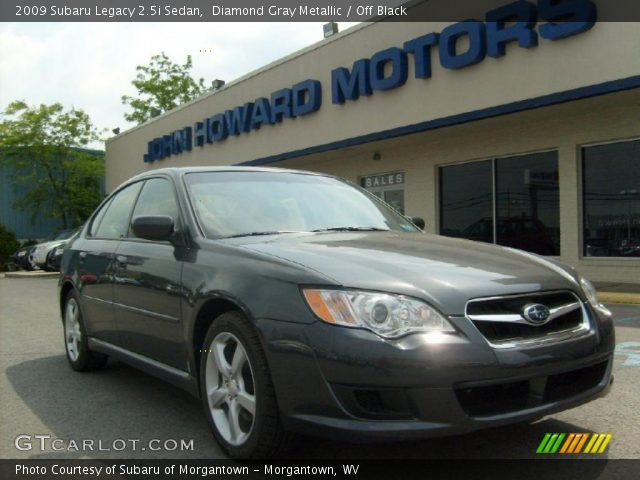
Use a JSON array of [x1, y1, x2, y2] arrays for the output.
[[2, 459, 640, 480], [2, 0, 640, 22]]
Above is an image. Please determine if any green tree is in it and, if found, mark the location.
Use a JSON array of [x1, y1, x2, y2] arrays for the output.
[[0, 223, 20, 270], [0, 101, 105, 229], [121, 52, 206, 124]]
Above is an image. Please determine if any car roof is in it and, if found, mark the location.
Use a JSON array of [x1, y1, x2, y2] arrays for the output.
[[127, 166, 327, 183]]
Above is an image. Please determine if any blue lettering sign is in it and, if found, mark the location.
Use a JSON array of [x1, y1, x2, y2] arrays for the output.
[[538, 0, 597, 40], [292, 80, 322, 117], [207, 114, 227, 142], [270, 88, 292, 123], [486, 0, 538, 57], [370, 47, 408, 91], [193, 121, 206, 147], [403, 33, 440, 79], [172, 127, 192, 153], [250, 98, 273, 130], [143, 0, 598, 162], [225, 103, 253, 136], [439, 21, 487, 70], [331, 59, 372, 104]]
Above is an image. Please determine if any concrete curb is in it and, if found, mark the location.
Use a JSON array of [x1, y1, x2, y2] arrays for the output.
[[597, 292, 640, 305], [3, 271, 59, 279]]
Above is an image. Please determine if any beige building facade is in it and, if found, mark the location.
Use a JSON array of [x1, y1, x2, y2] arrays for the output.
[[106, 17, 640, 283]]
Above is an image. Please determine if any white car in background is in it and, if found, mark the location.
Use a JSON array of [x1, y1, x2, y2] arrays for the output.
[[31, 229, 76, 271]]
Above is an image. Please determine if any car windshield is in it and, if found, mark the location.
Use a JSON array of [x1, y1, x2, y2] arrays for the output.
[[185, 171, 419, 238], [54, 230, 74, 240], [41, 229, 74, 242]]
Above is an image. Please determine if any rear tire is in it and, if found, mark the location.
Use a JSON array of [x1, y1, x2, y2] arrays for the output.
[[63, 290, 108, 371], [199, 311, 288, 458]]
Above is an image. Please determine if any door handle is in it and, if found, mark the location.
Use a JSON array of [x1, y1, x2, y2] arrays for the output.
[[115, 255, 127, 267]]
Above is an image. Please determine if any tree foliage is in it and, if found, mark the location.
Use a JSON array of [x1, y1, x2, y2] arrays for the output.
[[121, 52, 206, 125], [0, 101, 105, 229], [0, 223, 20, 270]]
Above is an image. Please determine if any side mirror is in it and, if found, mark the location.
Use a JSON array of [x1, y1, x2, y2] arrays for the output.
[[131, 215, 175, 242], [411, 217, 426, 230]]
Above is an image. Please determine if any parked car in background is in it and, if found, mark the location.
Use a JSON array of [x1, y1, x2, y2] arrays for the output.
[[59, 167, 615, 458], [462, 216, 557, 255], [46, 243, 66, 271], [585, 238, 612, 257], [32, 229, 77, 271], [45, 228, 81, 272], [612, 238, 640, 257], [12, 243, 39, 271]]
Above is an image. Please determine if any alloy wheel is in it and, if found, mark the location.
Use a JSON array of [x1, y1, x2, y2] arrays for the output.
[[65, 298, 82, 362], [204, 332, 256, 446]]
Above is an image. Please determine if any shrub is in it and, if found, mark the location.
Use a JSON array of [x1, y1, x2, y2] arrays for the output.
[[0, 223, 20, 271]]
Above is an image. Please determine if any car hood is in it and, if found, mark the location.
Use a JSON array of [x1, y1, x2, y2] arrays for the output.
[[232, 231, 582, 315], [37, 239, 66, 250]]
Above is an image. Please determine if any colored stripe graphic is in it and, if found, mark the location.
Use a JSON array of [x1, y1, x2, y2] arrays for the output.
[[597, 434, 613, 453], [537, 433, 612, 454], [584, 433, 599, 453], [574, 433, 589, 453], [550, 433, 565, 453], [567, 433, 583, 453], [559, 433, 575, 453], [544, 433, 559, 453], [536, 433, 552, 453]]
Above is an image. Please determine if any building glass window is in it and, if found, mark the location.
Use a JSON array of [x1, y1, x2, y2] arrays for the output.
[[583, 139, 640, 258], [439, 160, 493, 243], [496, 152, 559, 255], [360, 171, 406, 214], [439, 151, 560, 256]]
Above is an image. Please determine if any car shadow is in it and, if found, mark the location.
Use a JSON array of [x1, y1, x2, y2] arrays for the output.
[[5, 355, 220, 459], [287, 417, 607, 460], [6, 355, 608, 463]]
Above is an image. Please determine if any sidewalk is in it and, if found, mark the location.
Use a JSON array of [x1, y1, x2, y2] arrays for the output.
[[594, 282, 640, 305]]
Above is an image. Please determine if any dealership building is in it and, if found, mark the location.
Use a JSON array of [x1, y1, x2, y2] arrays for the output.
[[106, 14, 640, 283]]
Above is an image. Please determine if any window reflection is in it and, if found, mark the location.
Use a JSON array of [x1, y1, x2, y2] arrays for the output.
[[583, 140, 640, 257], [440, 160, 493, 244], [439, 152, 560, 256], [496, 152, 559, 255]]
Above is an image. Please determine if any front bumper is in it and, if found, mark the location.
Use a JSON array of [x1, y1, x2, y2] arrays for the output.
[[256, 304, 615, 440]]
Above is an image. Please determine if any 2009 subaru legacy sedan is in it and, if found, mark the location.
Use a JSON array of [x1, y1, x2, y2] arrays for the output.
[[58, 167, 615, 458]]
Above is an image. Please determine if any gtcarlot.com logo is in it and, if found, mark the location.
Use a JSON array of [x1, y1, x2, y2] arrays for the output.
[[14, 434, 194, 452], [536, 432, 612, 454]]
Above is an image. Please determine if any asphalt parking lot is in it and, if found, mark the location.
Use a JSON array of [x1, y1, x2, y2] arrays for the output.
[[1, 277, 638, 459]]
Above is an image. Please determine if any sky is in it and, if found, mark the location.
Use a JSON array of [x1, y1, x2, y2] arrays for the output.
[[0, 22, 358, 145]]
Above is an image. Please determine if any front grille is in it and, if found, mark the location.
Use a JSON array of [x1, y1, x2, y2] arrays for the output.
[[455, 360, 609, 417], [466, 291, 587, 346]]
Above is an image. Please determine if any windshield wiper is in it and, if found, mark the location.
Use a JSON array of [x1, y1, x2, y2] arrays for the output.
[[222, 231, 302, 239], [311, 227, 390, 232]]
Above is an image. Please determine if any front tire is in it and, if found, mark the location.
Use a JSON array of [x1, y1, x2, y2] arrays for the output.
[[199, 311, 287, 458], [63, 290, 108, 371]]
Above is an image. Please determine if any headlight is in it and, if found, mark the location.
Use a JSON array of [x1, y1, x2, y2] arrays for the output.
[[580, 276, 611, 316], [580, 276, 599, 305], [302, 289, 455, 339]]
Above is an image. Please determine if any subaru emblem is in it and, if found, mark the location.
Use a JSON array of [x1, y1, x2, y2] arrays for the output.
[[522, 304, 551, 325]]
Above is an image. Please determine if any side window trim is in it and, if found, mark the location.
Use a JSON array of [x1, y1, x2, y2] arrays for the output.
[[90, 180, 145, 241], [87, 196, 112, 238]]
